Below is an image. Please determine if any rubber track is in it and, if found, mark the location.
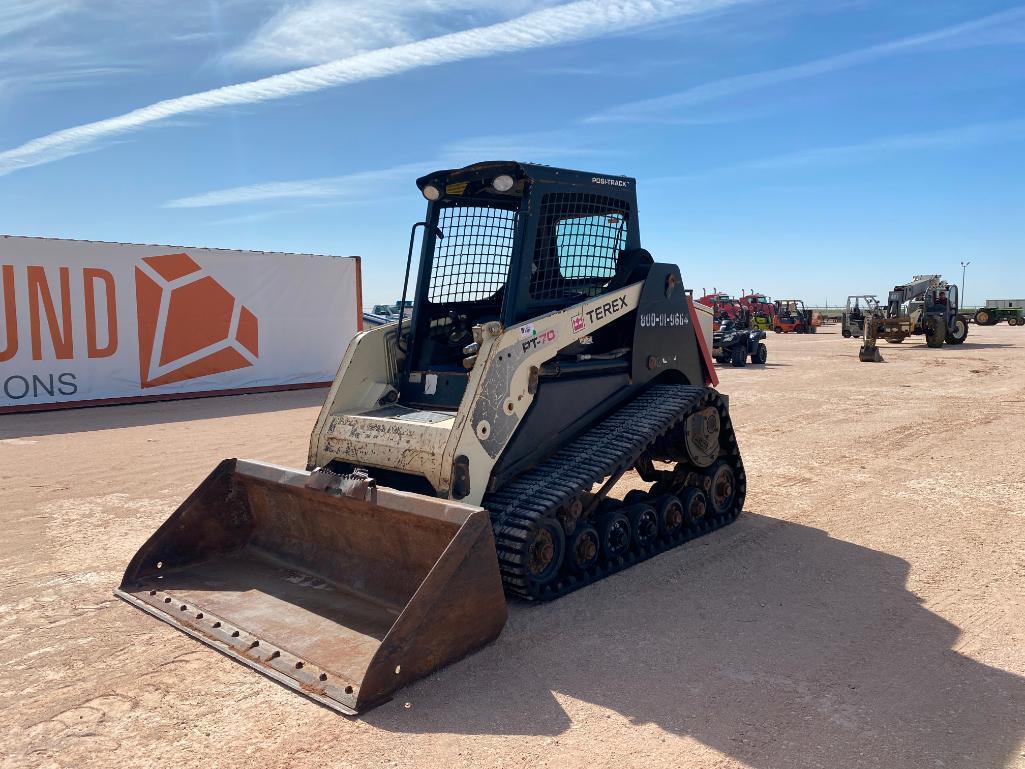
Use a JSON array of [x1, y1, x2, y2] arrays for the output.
[[484, 384, 746, 601]]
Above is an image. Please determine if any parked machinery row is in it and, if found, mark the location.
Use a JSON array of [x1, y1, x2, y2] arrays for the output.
[[696, 290, 831, 369]]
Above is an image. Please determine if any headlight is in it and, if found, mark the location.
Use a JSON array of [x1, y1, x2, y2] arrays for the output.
[[422, 184, 441, 201], [492, 174, 515, 193]]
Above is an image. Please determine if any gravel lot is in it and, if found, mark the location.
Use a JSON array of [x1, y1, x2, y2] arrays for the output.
[[2, 324, 1023, 769]]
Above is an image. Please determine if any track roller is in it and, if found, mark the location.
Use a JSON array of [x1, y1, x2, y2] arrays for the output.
[[567, 525, 600, 573], [599, 512, 632, 560], [627, 504, 659, 548]]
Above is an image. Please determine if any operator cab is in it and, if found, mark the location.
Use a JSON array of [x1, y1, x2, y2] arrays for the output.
[[398, 162, 642, 410], [925, 285, 957, 313]]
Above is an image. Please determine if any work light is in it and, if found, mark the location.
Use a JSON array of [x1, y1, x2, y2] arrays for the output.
[[492, 174, 515, 192]]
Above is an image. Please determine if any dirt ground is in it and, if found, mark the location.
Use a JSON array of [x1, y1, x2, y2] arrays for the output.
[[2, 323, 1024, 769]]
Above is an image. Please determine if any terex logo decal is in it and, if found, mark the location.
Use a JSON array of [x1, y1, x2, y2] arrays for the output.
[[584, 295, 629, 325], [135, 253, 258, 388]]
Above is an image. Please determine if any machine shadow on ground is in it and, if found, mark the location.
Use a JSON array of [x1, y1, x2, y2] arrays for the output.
[[878, 341, 1014, 352], [368, 513, 1025, 769], [955, 341, 1017, 350], [714, 363, 790, 370], [0, 387, 329, 439]]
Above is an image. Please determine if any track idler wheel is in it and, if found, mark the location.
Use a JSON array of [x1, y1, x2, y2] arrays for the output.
[[627, 504, 659, 549], [599, 512, 632, 561], [706, 460, 738, 518], [567, 525, 600, 573]]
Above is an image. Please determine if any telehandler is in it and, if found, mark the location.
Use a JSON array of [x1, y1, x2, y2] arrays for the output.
[[859, 275, 969, 362], [117, 162, 746, 715]]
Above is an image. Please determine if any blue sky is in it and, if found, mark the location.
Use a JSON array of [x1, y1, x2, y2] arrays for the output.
[[1, 0, 1023, 307]]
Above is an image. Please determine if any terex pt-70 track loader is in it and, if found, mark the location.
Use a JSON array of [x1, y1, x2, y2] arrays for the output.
[[116, 162, 746, 715]]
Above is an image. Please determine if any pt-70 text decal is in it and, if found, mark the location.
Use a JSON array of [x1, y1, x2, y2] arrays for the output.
[[521, 328, 556, 353]]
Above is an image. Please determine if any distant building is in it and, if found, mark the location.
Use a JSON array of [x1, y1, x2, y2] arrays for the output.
[[986, 298, 1025, 308]]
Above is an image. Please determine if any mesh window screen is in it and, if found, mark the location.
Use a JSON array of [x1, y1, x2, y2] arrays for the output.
[[530, 193, 630, 301], [428, 205, 518, 303]]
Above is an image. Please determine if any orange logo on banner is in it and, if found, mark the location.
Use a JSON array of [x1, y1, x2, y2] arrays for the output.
[[134, 253, 258, 388]]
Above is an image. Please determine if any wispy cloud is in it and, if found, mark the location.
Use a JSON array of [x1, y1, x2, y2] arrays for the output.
[[0, 2, 231, 105], [164, 129, 614, 209], [0, 0, 755, 178], [659, 119, 1025, 180], [2, 65, 136, 93], [227, 0, 556, 70], [165, 163, 426, 208], [587, 5, 1025, 123], [441, 130, 618, 161], [0, 0, 77, 38]]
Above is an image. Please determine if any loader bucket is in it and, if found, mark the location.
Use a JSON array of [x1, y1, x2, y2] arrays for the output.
[[859, 345, 884, 363], [115, 459, 507, 714]]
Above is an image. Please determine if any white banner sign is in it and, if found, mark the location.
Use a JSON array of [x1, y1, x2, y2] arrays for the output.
[[0, 236, 360, 412]]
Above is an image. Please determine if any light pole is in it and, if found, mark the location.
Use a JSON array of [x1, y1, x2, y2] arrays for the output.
[[960, 260, 971, 309]]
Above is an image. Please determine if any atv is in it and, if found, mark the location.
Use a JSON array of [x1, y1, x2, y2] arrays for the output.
[[714, 319, 768, 367]]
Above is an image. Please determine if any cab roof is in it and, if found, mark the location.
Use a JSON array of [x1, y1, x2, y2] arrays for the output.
[[416, 161, 635, 194]]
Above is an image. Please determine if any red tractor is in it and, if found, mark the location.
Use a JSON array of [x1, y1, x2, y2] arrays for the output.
[[698, 291, 745, 330]]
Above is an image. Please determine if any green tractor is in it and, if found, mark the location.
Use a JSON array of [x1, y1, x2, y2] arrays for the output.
[[974, 306, 1024, 327]]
